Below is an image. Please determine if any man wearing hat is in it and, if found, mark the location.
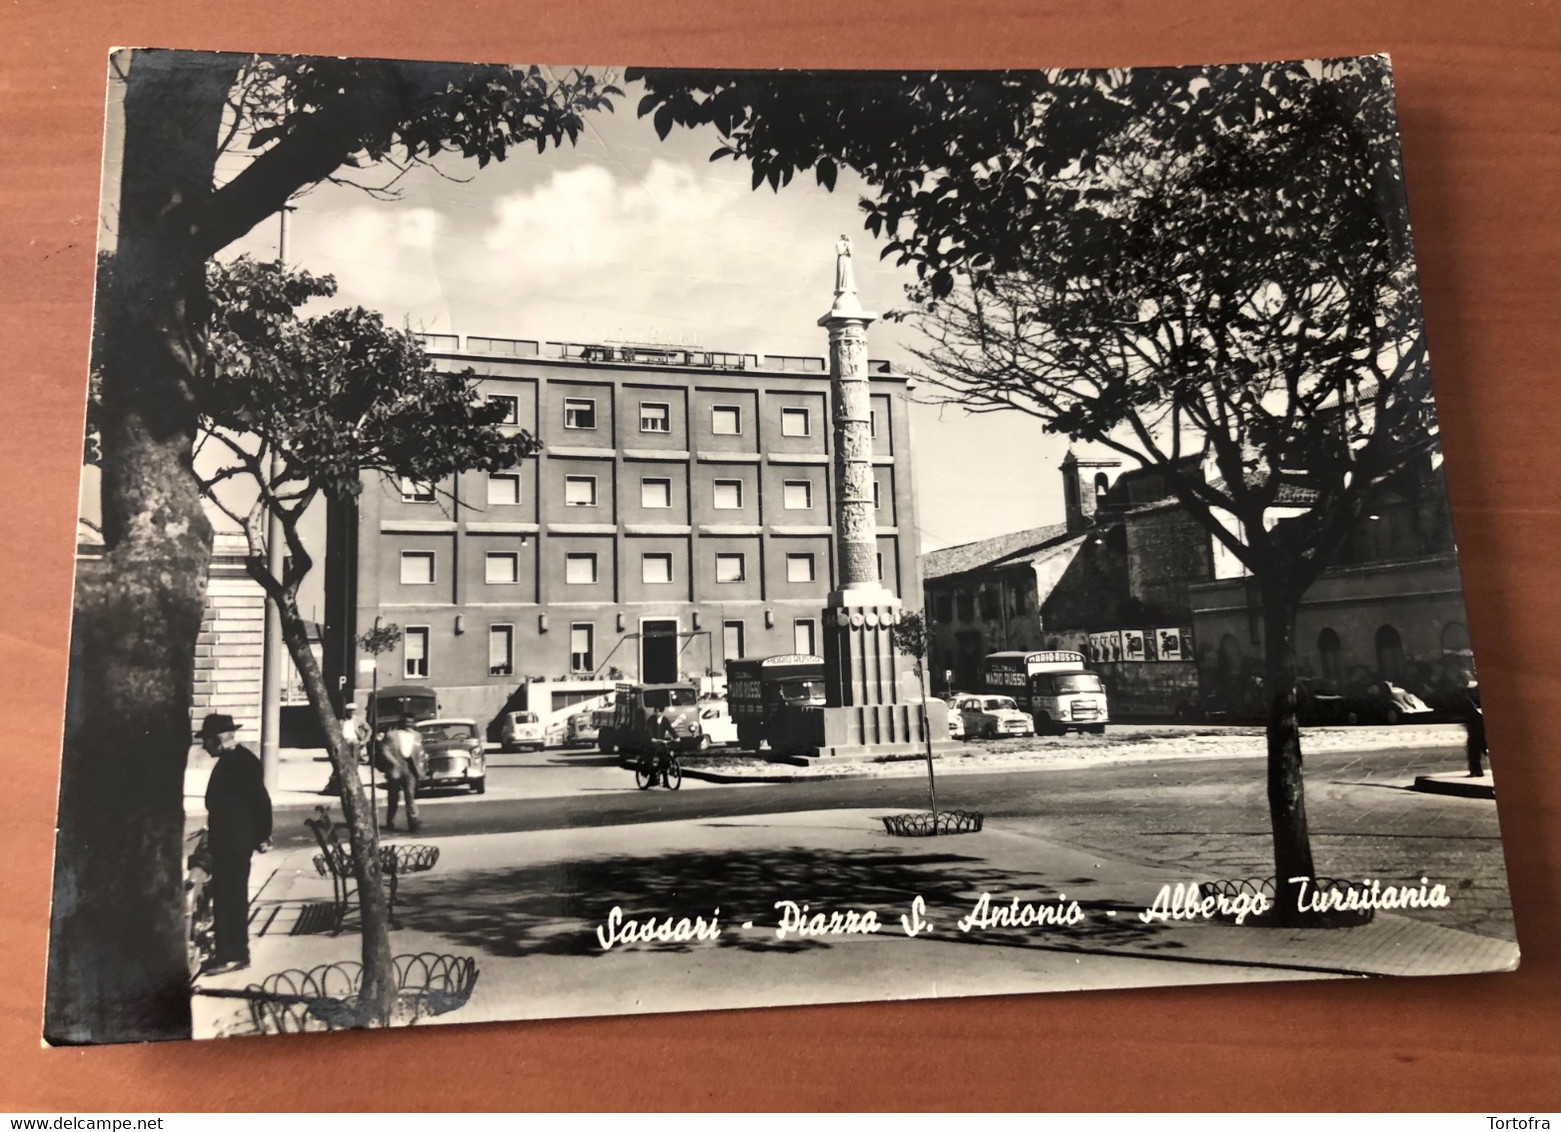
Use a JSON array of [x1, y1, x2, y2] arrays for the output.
[[199, 713, 272, 974]]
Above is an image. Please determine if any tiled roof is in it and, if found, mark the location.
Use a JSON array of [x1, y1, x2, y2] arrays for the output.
[[922, 523, 1075, 580]]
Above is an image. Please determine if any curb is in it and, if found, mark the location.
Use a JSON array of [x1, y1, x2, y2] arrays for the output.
[[679, 766, 862, 785], [1411, 773, 1495, 800]]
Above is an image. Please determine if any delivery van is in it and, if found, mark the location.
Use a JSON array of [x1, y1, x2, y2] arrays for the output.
[[982, 650, 1109, 735]]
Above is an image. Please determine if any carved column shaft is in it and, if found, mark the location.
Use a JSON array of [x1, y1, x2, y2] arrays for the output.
[[828, 318, 879, 590]]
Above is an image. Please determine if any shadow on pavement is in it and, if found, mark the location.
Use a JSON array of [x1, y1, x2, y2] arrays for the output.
[[393, 841, 1180, 960]]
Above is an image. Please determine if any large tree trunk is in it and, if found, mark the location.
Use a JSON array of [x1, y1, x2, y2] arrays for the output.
[[46, 51, 239, 1043], [266, 574, 397, 1026], [1259, 577, 1318, 925]]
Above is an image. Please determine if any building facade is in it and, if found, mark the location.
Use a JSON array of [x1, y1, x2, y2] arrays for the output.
[[922, 444, 1471, 717], [1190, 460, 1473, 704], [323, 336, 924, 726]]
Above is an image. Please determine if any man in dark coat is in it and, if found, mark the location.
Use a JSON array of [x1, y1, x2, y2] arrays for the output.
[[200, 713, 272, 974]]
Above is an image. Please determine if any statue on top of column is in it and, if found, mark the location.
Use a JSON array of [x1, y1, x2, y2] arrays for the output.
[[834, 234, 856, 299]]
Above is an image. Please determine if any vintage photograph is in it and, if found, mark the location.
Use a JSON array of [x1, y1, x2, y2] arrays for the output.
[[48, 49, 1517, 1045]]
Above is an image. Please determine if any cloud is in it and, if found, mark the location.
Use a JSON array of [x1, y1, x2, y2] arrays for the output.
[[304, 205, 449, 319]]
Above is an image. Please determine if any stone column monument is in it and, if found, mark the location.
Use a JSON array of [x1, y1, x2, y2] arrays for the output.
[[811, 236, 950, 756]]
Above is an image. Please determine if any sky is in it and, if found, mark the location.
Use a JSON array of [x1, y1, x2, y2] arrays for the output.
[[208, 72, 1078, 553]]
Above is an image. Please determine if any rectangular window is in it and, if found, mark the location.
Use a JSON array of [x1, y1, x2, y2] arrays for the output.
[[565, 553, 598, 585], [712, 479, 744, 509], [935, 592, 952, 623], [487, 473, 521, 506], [640, 477, 672, 509], [642, 553, 673, 584], [876, 552, 884, 582], [398, 477, 435, 503], [404, 626, 429, 679], [564, 475, 598, 507], [870, 409, 879, 439], [710, 405, 742, 435], [488, 625, 514, 677], [783, 480, 813, 510], [793, 619, 817, 656], [780, 406, 810, 437], [723, 620, 745, 661], [399, 551, 435, 585], [490, 395, 519, 425], [956, 590, 974, 621], [639, 402, 670, 432], [485, 552, 518, 585], [873, 479, 883, 510], [715, 553, 746, 583], [564, 397, 597, 430], [570, 623, 594, 674], [786, 553, 816, 583]]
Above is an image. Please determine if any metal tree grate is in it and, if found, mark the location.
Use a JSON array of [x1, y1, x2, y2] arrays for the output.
[[881, 810, 985, 837], [246, 952, 480, 1034], [1197, 876, 1376, 928]]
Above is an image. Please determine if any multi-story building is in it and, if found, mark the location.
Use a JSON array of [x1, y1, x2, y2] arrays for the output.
[[922, 443, 1471, 717], [322, 335, 923, 725]]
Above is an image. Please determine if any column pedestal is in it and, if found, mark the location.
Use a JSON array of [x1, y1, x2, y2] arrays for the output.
[[802, 586, 957, 758]]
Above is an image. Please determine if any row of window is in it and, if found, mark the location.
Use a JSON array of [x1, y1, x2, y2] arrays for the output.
[[402, 473, 882, 512], [398, 548, 865, 586], [401, 617, 820, 680], [482, 394, 880, 440]]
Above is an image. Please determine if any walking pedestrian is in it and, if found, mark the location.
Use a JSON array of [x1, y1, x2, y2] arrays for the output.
[[1462, 682, 1487, 778], [199, 713, 272, 975], [377, 717, 423, 832]]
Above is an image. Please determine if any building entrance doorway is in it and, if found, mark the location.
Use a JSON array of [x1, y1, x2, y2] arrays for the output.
[[641, 620, 680, 683]]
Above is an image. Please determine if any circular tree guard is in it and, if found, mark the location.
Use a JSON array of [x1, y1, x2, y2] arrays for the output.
[[245, 952, 479, 1033], [881, 810, 984, 837], [1197, 876, 1376, 928]]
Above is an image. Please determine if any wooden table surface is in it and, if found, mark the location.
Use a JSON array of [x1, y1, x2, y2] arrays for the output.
[[1, 0, 1556, 1113]]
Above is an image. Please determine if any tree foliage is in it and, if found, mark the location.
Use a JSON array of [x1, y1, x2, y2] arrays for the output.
[[198, 256, 535, 520], [50, 50, 619, 1044], [636, 57, 1439, 921]]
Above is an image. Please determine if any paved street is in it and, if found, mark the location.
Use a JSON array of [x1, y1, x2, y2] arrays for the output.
[[253, 732, 1511, 939], [187, 724, 1517, 1038]]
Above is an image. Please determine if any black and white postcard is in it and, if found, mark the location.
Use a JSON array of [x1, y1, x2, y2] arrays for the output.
[[48, 49, 1517, 1045]]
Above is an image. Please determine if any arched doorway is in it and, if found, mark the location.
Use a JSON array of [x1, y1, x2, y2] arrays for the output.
[[1375, 625, 1405, 683], [1317, 628, 1342, 684], [1440, 621, 1475, 681]]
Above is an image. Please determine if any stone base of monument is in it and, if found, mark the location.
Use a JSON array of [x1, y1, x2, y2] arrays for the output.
[[806, 699, 964, 760]]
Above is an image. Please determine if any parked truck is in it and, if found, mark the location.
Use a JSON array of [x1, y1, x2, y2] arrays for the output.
[[597, 682, 705, 757], [725, 654, 828, 752], [981, 650, 1110, 735]]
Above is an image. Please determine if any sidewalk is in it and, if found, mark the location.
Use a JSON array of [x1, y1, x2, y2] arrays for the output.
[[191, 800, 1519, 1038]]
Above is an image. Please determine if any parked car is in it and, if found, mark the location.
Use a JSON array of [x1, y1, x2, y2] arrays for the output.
[[414, 719, 486, 794], [1174, 685, 1264, 725], [371, 684, 440, 730], [1340, 680, 1434, 725], [944, 697, 966, 740], [565, 710, 602, 748], [696, 699, 739, 748], [499, 710, 546, 752], [1294, 678, 1350, 726], [951, 694, 1036, 740]]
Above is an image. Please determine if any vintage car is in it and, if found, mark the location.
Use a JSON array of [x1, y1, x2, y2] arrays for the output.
[[696, 699, 739, 748], [371, 684, 440, 729], [562, 710, 598, 748], [414, 719, 487, 794], [1340, 680, 1435, 725], [951, 693, 1037, 740], [499, 709, 546, 752]]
